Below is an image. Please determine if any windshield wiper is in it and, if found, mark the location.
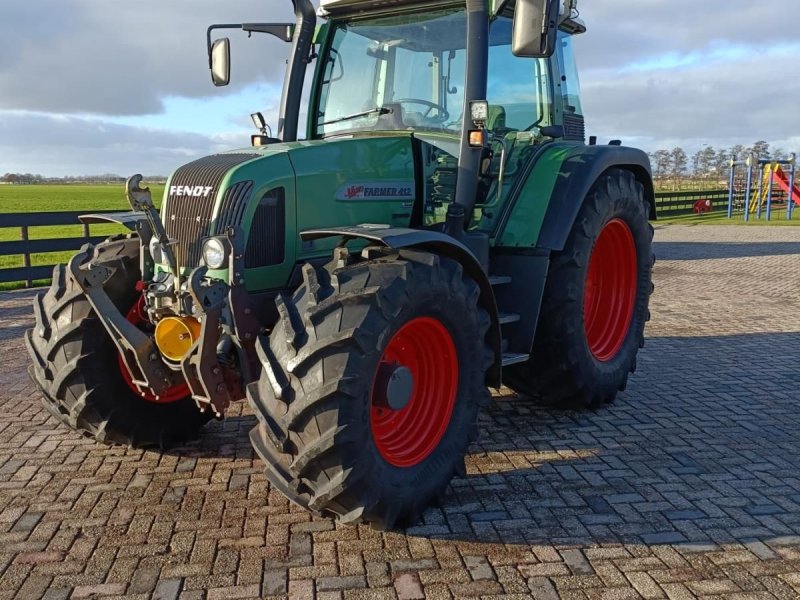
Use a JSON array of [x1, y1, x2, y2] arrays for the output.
[[320, 106, 391, 127]]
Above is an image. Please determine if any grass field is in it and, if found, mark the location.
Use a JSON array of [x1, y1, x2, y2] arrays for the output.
[[1, 183, 798, 290], [656, 209, 800, 226], [0, 184, 165, 289]]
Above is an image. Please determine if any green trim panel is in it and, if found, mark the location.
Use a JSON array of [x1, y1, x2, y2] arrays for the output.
[[494, 142, 577, 248], [495, 142, 653, 250]]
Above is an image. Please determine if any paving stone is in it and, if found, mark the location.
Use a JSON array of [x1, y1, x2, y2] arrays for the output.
[[152, 578, 183, 600], [393, 573, 424, 600], [0, 226, 800, 598], [71, 583, 127, 598]]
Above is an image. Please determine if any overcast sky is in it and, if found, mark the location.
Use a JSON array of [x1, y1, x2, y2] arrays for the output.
[[1, 0, 798, 176]]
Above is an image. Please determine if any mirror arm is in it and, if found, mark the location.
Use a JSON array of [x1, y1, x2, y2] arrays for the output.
[[242, 23, 295, 42], [206, 22, 295, 68]]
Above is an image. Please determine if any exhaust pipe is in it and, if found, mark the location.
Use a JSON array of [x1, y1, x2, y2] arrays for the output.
[[278, 0, 316, 142]]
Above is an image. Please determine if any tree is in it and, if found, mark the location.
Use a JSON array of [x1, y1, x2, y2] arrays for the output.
[[670, 147, 688, 188], [771, 147, 787, 161], [749, 140, 770, 159], [651, 150, 672, 181], [714, 148, 731, 178], [729, 144, 746, 162]]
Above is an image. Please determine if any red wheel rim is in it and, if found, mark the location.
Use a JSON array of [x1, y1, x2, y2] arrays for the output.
[[370, 317, 458, 468], [117, 297, 189, 404], [583, 219, 637, 362]]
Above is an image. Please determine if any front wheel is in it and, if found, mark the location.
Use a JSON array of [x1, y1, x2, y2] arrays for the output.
[[25, 237, 209, 448], [247, 248, 492, 529], [504, 168, 654, 407]]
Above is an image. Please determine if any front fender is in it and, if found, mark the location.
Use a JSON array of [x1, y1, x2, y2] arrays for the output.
[[79, 211, 148, 231], [301, 227, 503, 387]]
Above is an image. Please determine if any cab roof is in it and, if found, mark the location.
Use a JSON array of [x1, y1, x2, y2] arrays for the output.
[[319, 0, 463, 18]]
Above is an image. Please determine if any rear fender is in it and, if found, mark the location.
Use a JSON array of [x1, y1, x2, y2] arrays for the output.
[[495, 144, 654, 251], [301, 227, 503, 387], [537, 145, 655, 251]]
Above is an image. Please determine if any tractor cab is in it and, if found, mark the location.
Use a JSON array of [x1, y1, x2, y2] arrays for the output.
[[208, 0, 588, 237], [312, 0, 585, 143]]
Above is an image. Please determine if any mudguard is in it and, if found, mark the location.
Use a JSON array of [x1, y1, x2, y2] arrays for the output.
[[537, 145, 655, 251], [495, 144, 654, 251], [301, 226, 503, 387], [79, 211, 148, 231]]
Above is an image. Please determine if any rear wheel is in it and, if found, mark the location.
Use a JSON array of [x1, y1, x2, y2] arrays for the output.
[[25, 237, 209, 448], [247, 248, 492, 529], [504, 168, 654, 407]]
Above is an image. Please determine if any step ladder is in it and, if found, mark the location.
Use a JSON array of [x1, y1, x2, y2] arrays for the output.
[[489, 274, 530, 367]]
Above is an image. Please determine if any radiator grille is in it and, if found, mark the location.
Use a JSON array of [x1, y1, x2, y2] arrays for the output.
[[245, 188, 286, 268], [164, 153, 257, 266], [215, 180, 255, 234]]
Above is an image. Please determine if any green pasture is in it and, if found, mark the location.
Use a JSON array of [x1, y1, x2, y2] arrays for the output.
[[1, 183, 797, 290], [0, 184, 165, 289], [656, 208, 800, 226]]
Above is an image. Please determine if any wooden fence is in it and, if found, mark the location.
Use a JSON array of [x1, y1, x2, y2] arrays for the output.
[[0, 211, 118, 286], [654, 189, 730, 217], [0, 190, 728, 287]]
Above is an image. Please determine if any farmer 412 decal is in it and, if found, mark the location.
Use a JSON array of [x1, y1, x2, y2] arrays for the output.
[[336, 181, 414, 201]]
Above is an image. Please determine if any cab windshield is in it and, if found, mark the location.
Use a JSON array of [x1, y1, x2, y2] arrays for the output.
[[314, 9, 467, 138]]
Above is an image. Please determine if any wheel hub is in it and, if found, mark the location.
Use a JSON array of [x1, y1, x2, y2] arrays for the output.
[[373, 363, 414, 411]]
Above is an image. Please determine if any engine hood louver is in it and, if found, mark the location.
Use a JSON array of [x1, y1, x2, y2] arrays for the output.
[[164, 153, 258, 266]]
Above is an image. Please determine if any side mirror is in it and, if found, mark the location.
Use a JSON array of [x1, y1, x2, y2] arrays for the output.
[[512, 0, 559, 58], [210, 38, 231, 86]]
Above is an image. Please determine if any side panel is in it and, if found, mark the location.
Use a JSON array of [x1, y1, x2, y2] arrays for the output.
[[490, 251, 549, 356], [290, 136, 417, 259], [495, 144, 654, 250], [224, 154, 298, 292]]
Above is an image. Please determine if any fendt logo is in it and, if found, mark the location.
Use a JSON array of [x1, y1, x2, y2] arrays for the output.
[[170, 185, 213, 198]]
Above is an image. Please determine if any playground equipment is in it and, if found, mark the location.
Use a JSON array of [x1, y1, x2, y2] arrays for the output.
[[728, 154, 798, 221]]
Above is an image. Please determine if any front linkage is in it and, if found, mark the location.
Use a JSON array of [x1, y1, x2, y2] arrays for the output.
[[67, 175, 259, 417]]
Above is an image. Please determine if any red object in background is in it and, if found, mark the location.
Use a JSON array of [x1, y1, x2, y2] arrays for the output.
[[693, 199, 714, 214]]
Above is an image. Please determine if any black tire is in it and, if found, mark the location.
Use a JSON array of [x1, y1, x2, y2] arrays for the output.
[[247, 247, 492, 529], [25, 237, 209, 449], [504, 168, 654, 408]]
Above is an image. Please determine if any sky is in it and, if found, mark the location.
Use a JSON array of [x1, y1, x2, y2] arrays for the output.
[[1, 0, 799, 176]]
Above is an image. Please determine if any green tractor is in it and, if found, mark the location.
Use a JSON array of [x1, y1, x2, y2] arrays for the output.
[[26, 0, 654, 529]]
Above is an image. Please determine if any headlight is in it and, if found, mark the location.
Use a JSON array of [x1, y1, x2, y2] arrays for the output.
[[202, 237, 227, 269]]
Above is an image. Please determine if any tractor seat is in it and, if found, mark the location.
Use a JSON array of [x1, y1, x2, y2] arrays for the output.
[[487, 105, 508, 134]]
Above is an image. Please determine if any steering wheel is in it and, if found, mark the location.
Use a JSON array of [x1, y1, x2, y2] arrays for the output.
[[395, 99, 449, 123]]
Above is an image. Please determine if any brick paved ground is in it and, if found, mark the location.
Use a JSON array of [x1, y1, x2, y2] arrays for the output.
[[1, 223, 799, 600]]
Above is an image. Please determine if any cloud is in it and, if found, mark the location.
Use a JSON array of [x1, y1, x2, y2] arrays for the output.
[[0, 112, 232, 176], [573, 0, 800, 71], [1, 0, 798, 174], [580, 42, 800, 151], [0, 0, 296, 115]]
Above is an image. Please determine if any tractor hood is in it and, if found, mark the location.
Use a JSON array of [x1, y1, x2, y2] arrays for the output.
[[161, 133, 423, 286]]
